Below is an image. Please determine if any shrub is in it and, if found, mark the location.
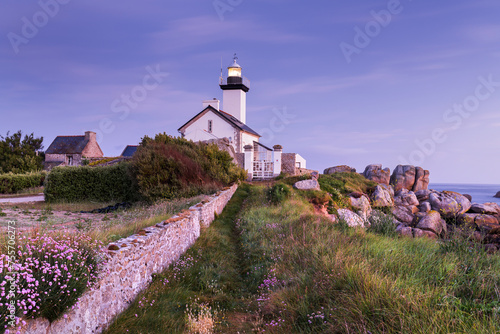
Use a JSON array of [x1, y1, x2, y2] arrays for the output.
[[44, 163, 138, 203], [319, 173, 376, 195], [300, 189, 332, 205], [0, 233, 105, 328], [132, 134, 245, 201], [267, 182, 291, 204], [0, 171, 46, 194]]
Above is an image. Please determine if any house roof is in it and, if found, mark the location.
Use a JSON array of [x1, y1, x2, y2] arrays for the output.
[[121, 145, 139, 157], [45, 136, 88, 155], [178, 106, 261, 137], [254, 141, 273, 151]]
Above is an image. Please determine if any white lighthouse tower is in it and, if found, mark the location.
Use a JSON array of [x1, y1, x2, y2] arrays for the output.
[[220, 54, 250, 124]]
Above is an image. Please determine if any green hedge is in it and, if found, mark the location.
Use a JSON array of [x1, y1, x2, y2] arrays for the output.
[[0, 171, 46, 194], [44, 163, 138, 203]]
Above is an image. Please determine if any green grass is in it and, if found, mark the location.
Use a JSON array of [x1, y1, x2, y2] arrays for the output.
[[104, 183, 500, 333]]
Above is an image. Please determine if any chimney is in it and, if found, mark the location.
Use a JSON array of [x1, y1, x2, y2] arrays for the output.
[[203, 98, 220, 111], [85, 131, 96, 142]]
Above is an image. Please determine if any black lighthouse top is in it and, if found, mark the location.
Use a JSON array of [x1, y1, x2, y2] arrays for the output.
[[220, 54, 250, 92]]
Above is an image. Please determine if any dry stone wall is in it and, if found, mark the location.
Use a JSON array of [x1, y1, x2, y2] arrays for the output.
[[18, 184, 238, 334]]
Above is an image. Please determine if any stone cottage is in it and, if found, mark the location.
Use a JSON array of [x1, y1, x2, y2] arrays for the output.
[[44, 131, 103, 168]]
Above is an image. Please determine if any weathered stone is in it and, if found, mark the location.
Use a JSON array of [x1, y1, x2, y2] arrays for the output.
[[392, 205, 415, 224], [369, 210, 400, 227], [363, 164, 390, 184], [337, 209, 365, 228], [457, 213, 477, 225], [371, 185, 394, 207], [409, 205, 419, 214], [475, 214, 500, 233], [412, 212, 427, 226], [293, 179, 320, 191], [415, 189, 432, 203], [324, 165, 356, 174], [413, 228, 437, 239], [416, 210, 446, 236], [390, 165, 416, 192], [463, 194, 472, 202], [418, 202, 432, 213], [349, 195, 372, 220], [470, 202, 500, 215], [394, 191, 419, 207], [311, 171, 319, 180], [413, 167, 430, 192], [396, 224, 413, 237], [484, 244, 498, 254], [495, 191, 500, 198], [429, 191, 471, 218]]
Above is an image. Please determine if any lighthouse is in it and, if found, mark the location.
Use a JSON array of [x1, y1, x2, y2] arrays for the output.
[[219, 54, 250, 124]]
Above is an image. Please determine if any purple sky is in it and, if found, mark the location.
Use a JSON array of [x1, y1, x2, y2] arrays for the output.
[[1, 0, 500, 183]]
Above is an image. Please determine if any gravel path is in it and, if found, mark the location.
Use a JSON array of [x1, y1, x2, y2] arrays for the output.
[[0, 194, 45, 203]]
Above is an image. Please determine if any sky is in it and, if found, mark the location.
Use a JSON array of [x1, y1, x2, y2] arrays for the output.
[[1, 0, 500, 184]]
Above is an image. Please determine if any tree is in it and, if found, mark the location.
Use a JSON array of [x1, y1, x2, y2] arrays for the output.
[[0, 131, 44, 173]]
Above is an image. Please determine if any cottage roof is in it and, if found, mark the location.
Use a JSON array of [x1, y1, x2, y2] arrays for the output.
[[121, 145, 138, 157], [45, 136, 88, 154], [178, 106, 261, 137]]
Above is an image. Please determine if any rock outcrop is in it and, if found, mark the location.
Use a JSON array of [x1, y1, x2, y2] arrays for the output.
[[470, 203, 500, 215], [349, 195, 372, 220], [495, 191, 500, 198], [390, 165, 430, 192], [363, 164, 390, 184], [337, 209, 365, 228], [428, 191, 471, 218], [324, 165, 356, 174], [371, 185, 394, 207], [416, 211, 446, 236], [293, 179, 320, 191]]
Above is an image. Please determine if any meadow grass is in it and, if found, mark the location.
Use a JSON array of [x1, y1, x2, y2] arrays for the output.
[[104, 183, 500, 333]]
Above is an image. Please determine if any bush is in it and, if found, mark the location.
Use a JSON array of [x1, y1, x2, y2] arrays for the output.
[[132, 134, 245, 201], [267, 182, 291, 204], [319, 173, 377, 195], [0, 233, 104, 328], [0, 171, 46, 194], [44, 163, 138, 203], [299, 189, 332, 205]]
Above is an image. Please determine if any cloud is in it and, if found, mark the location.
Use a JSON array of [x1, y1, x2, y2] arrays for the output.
[[148, 15, 309, 53]]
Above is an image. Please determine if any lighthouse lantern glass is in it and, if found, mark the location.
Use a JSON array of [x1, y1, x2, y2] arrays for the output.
[[228, 67, 241, 77]]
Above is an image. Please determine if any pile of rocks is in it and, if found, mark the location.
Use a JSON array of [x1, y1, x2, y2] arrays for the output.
[[324, 163, 500, 251]]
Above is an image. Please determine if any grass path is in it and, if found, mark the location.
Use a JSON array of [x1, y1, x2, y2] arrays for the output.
[[104, 183, 253, 333]]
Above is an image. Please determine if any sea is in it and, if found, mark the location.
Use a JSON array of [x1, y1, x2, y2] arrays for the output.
[[430, 183, 500, 205]]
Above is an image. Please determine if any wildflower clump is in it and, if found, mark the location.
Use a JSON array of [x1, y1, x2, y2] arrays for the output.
[[0, 232, 105, 329]]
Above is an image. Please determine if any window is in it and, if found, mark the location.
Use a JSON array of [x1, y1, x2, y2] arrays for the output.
[[296, 162, 301, 168], [208, 120, 213, 133], [68, 156, 73, 166]]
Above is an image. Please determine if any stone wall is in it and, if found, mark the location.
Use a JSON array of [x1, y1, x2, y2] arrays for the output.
[[18, 184, 238, 334], [281, 153, 297, 175]]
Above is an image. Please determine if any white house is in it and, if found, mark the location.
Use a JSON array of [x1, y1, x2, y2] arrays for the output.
[[178, 55, 307, 179]]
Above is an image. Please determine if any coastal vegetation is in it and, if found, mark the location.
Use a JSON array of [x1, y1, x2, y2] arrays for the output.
[[0, 131, 44, 174], [104, 181, 500, 333]]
